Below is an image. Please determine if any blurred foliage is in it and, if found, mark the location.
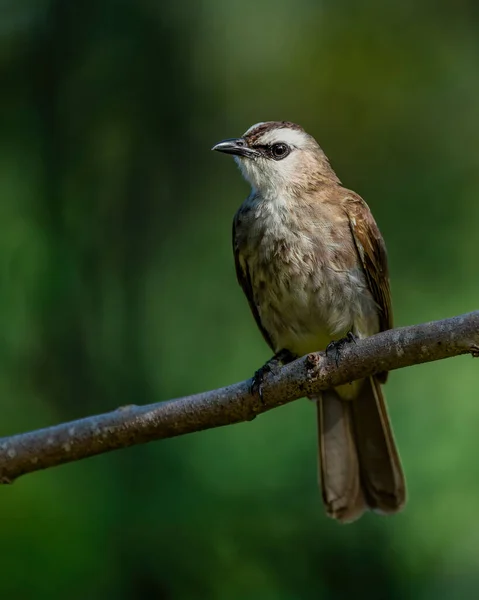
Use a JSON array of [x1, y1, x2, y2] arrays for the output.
[[0, 0, 479, 598]]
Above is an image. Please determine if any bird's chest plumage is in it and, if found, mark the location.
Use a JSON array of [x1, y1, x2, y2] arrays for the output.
[[235, 196, 377, 356]]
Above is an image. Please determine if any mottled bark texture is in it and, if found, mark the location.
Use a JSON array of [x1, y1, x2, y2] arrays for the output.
[[0, 312, 478, 483]]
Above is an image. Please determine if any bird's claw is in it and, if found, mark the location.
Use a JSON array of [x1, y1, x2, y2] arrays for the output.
[[251, 364, 271, 402], [326, 331, 357, 367], [251, 349, 296, 402]]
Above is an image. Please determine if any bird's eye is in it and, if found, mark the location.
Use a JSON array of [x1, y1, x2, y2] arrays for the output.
[[271, 143, 290, 160]]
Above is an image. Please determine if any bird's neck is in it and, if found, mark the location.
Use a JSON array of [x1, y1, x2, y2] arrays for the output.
[[248, 177, 339, 211]]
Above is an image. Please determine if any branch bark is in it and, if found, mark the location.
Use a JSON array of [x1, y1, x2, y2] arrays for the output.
[[1, 312, 478, 484]]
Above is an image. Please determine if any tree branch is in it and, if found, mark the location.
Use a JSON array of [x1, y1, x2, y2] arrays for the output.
[[1, 312, 478, 483]]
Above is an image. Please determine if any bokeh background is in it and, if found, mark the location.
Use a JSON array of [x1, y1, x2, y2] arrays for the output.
[[1, 0, 479, 598]]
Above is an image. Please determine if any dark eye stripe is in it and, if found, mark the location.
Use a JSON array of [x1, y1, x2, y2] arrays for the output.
[[251, 143, 291, 160]]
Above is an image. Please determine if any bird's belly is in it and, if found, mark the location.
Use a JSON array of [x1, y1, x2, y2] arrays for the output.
[[253, 262, 378, 357]]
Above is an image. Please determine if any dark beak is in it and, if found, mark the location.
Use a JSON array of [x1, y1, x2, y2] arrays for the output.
[[211, 138, 259, 159]]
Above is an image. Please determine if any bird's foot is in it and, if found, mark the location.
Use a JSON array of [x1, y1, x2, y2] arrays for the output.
[[325, 332, 357, 367], [251, 349, 296, 402]]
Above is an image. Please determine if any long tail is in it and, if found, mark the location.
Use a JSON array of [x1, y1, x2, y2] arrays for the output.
[[316, 376, 406, 523]]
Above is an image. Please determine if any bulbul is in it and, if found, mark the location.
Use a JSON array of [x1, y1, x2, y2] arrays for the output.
[[212, 121, 406, 523]]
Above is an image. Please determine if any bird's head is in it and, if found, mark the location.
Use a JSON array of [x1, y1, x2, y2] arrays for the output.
[[212, 121, 340, 196]]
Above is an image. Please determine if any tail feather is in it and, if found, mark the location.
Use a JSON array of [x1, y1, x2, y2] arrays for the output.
[[316, 376, 406, 523], [351, 376, 406, 513], [317, 389, 367, 522]]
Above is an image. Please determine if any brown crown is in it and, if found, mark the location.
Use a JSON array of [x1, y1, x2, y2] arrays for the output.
[[243, 121, 304, 145]]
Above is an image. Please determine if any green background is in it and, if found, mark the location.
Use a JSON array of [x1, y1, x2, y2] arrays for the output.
[[1, 1, 479, 598]]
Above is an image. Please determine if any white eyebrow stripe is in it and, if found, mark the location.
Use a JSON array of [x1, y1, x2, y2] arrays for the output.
[[256, 128, 308, 147], [243, 122, 265, 137]]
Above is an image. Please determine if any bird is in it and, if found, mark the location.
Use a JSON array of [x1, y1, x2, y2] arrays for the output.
[[212, 121, 406, 523]]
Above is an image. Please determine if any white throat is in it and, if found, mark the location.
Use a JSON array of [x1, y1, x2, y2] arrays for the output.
[[235, 155, 299, 199]]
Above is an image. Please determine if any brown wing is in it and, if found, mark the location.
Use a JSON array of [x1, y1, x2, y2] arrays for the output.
[[345, 196, 393, 382], [232, 216, 274, 351]]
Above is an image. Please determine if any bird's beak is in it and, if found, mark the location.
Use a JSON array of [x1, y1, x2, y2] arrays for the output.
[[211, 138, 259, 159]]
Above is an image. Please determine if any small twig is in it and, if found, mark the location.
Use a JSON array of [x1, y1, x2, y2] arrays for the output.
[[0, 311, 478, 483]]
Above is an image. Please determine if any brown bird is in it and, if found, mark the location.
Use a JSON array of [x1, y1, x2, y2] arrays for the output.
[[212, 121, 406, 523]]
